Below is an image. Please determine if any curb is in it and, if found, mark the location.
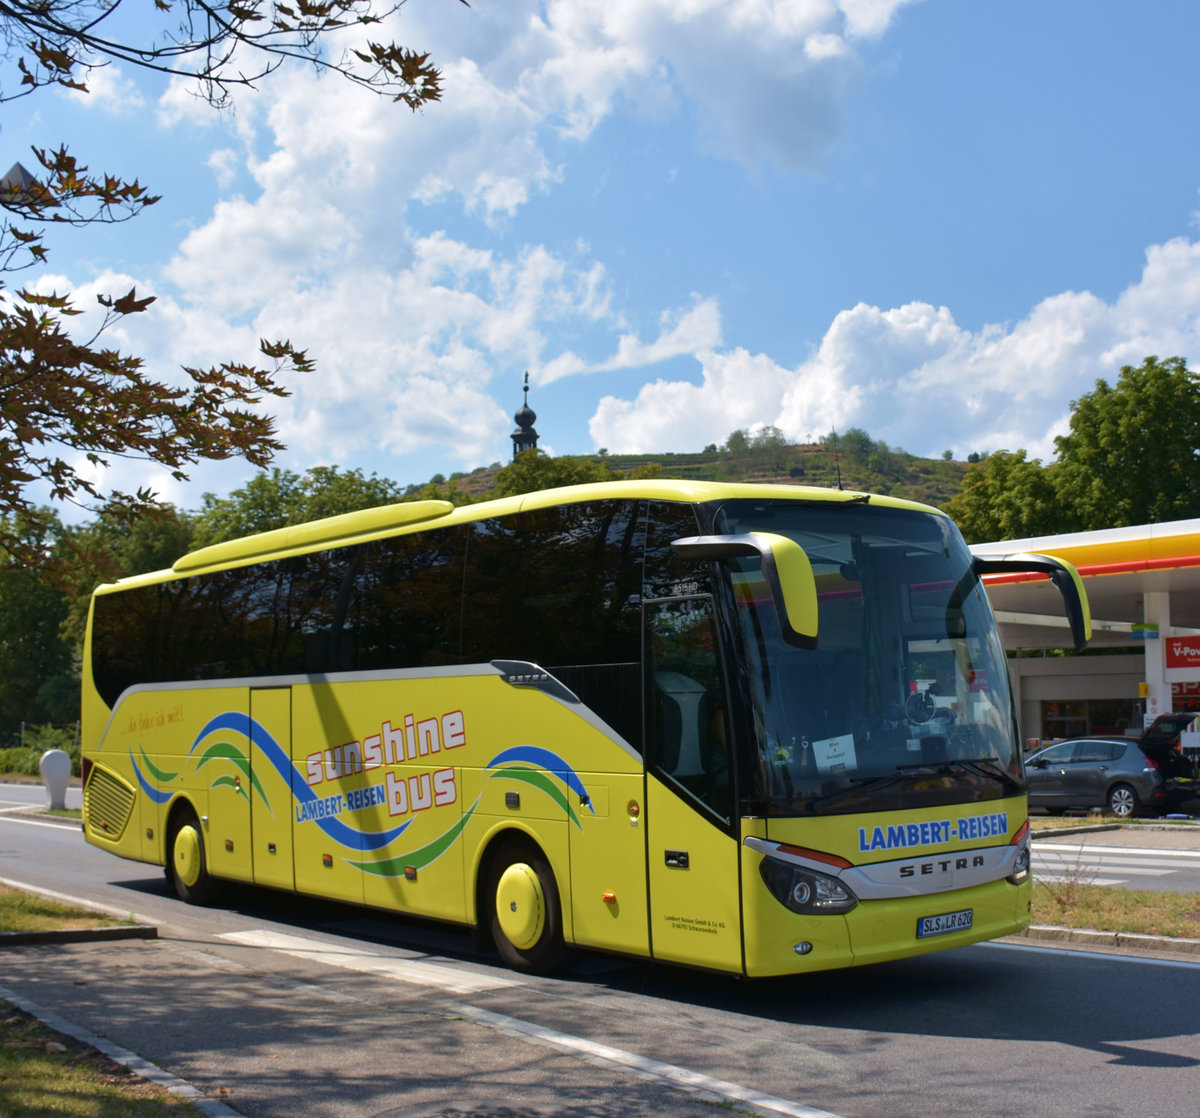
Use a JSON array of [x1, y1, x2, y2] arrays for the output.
[[0, 984, 246, 1118], [0, 875, 159, 946], [1015, 924, 1200, 958], [1031, 824, 1124, 839], [0, 923, 157, 946]]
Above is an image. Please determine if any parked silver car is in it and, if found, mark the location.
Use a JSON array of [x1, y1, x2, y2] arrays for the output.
[[1025, 714, 1199, 818]]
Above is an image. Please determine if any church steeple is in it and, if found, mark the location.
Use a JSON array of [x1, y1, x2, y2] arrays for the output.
[[511, 371, 539, 458]]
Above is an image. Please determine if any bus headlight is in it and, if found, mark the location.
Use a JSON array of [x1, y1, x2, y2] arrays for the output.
[[759, 857, 857, 915]]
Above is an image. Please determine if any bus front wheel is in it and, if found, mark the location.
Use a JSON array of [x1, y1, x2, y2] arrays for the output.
[[168, 808, 216, 905], [486, 839, 567, 974]]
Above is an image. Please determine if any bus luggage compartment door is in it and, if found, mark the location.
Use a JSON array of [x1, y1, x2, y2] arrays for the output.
[[567, 770, 649, 956]]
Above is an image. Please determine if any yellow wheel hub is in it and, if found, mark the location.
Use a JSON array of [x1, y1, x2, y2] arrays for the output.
[[174, 825, 202, 888], [495, 862, 545, 950]]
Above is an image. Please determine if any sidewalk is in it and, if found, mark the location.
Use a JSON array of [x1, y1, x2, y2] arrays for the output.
[[1033, 821, 1200, 849]]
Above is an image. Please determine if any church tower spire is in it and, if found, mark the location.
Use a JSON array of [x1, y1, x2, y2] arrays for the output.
[[511, 371, 539, 458]]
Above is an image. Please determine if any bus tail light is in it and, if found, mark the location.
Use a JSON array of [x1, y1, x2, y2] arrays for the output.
[[759, 856, 857, 915]]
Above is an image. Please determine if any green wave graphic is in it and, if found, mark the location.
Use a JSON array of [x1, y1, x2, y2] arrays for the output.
[[210, 773, 249, 802], [195, 740, 270, 811], [490, 766, 582, 829], [137, 746, 178, 784], [351, 802, 479, 877]]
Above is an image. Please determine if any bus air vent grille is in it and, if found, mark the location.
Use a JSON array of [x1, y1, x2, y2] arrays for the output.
[[85, 767, 135, 840]]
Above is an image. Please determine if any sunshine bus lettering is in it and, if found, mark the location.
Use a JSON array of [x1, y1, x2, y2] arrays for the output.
[[305, 710, 466, 787]]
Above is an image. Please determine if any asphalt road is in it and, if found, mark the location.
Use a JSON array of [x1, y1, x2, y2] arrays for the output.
[[2, 788, 1199, 1118]]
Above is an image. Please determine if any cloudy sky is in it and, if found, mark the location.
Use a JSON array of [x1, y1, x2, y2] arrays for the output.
[[8, 0, 1200, 511]]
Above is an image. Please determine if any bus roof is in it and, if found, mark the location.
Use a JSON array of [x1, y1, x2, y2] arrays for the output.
[[99, 479, 943, 591]]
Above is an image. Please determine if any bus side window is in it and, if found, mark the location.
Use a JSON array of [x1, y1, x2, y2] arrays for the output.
[[646, 596, 731, 824]]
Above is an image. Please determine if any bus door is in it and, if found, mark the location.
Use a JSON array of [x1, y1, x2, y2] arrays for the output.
[[250, 687, 295, 891], [289, 684, 364, 906], [644, 598, 743, 972]]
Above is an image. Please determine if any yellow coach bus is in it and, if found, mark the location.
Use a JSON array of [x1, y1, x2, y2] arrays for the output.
[[80, 480, 1090, 976]]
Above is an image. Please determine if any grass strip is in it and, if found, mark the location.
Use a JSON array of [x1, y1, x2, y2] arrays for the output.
[[0, 884, 126, 934], [0, 1008, 205, 1117], [1033, 881, 1200, 939]]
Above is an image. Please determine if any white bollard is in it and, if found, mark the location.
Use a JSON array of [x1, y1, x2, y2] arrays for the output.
[[39, 748, 72, 811]]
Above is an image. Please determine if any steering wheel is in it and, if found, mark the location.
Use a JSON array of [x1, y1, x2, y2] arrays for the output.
[[905, 689, 937, 724]]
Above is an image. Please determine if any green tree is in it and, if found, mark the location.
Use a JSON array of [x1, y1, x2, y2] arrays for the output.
[[944, 449, 1062, 544], [1053, 356, 1200, 530], [490, 450, 660, 498], [57, 503, 197, 647], [724, 429, 750, 455], [0, 514, 75, 734], [0, 0, 454, 566], [751, 425, 789, 471], [191, 466, 404, 548]]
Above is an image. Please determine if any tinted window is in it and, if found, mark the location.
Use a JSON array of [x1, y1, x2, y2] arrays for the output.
[[461, 500, 645, 746], [1034, 742, 1075, 765], [347, 527, 468, 669], [646, 596, 731, 824], [1075, 741, 1123, 763], [90, 547, 358, 705]]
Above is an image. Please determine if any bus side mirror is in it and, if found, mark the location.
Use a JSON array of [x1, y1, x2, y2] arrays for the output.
[[972, 550, 1092, 653], [671, 532, 819, 648]]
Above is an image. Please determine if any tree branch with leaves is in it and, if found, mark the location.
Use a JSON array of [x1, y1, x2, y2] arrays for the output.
[[0, 0, 459, 569]]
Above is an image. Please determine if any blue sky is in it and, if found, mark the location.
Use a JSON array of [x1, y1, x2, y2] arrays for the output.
[[8, 0, 1200, 513]]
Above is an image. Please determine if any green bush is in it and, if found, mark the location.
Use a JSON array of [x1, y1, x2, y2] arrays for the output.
[[0, 724, 80, 777]]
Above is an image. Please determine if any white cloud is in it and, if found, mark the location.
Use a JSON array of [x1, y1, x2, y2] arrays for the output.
[[589, 235, 1200, 460], [505, 0, 919, 171], [207, 149, 239, 189], [62, 65, 145, 114]]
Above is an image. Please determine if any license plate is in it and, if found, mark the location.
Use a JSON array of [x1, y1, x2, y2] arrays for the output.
[[917, 908, 973, 938]]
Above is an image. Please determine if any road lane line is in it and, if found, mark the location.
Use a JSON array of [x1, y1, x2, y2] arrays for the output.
[[985, 941, 1200, 970], [0, 813, 79, 830], [449, 1001, 847, 1118], [1033, 842, 1200, 860], [1034, 864, 1172, 877], [219, 928, 846, 1117], [218, 928, 518, 994], [0, 877, 148, 923]]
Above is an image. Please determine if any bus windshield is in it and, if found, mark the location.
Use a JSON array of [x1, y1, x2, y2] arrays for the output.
[[715, 500, 1021, 817]]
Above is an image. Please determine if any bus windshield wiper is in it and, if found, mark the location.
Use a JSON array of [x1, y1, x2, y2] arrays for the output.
[[809, 770, 913, 810], [939, 757, 1023, 790], [809, 757, 1019, 811]]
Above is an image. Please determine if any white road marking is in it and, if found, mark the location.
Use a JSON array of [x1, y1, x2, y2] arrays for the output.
[[1034, 864, 1172, 877], [984, 941, 1200, 969], [449, 1001, 848, 1118], [1033, 842, 1200, 861], [0, 876, 147, 922], [0, 813, 79, 830], [218, 928, 518, 994], [220, 928, 848, 1117]]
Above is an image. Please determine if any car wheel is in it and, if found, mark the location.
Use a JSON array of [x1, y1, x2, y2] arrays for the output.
[[1106, 783, 1140, 819], [486, 838, 567, 974], [167, 806, 217, 904]]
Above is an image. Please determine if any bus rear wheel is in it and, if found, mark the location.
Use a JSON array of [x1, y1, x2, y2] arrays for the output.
[[168, 807, 216, 905], [486, 839, 567, 974]]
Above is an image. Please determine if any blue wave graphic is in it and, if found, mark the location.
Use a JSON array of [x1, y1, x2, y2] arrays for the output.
[[190, 713, 411, 851], [129, 749, 173, 805], [485, 745, 595, 814]]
